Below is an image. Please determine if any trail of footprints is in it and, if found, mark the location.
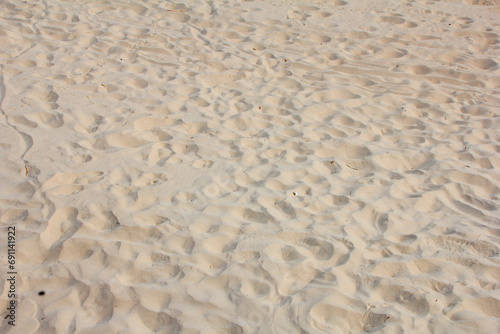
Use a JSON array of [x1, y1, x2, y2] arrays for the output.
[[0, 0, 499, 332]]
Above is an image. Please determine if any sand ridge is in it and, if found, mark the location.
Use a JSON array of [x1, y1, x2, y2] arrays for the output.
[[0, 0, 500, 332]]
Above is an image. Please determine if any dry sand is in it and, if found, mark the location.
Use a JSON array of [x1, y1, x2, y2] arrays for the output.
[[1, 0, 500, 332]]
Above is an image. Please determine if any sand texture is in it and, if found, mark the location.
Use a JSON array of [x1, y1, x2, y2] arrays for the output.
[[1, 0, 500, 332]]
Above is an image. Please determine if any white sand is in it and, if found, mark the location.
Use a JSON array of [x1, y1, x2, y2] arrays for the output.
[[1, 0, 500, 332]]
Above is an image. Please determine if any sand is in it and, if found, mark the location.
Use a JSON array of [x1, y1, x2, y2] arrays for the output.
[[1, 0, 499, 332]]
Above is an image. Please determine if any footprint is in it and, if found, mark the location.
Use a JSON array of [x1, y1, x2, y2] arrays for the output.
[[171, 142, 198, 155], [176, 121, 208, 134], [240, 278, 271, 298], [134, 306, 182, 333], [203, 180, 229, 198], [311, 89, 360, 102], [309, 303, 363, 332], [233, 207, 271, 224], [312, 160, 338, 175], [320, 194, 350, 207], [134, 117, 177, 131], [346, 31, 370, 39], [128, 77, 149, 89], [7, 59, 37, 68], [279, 245, 305, 262], [192, 159, 213, 169], [219, 30, 243, 40], [39, 25, 72, 41], [197, 71, 245, 88], [105, 132, 148, 148], [120, 2, 148, 15], [361, 309, 390, 332], [133, 285, 171, 314], [277, 261, 320, 295], [165, 234, 195, 254], [316, 142, 371, 159], [467, 58, 498, 70], [26, 110, 63, 128], [447, 171, 498, 195], [462, 297, 500, 318], [300, 104, 336, 122], [202, 234, 238, 253], [79, 284, 114, 324], [375, 283, 430, 316], [42, 171, 104, 192], [401, 64, 432, 75], [40, 207, 81, 248], [165, 11, 190, 23], [83, 206, 120, 232], [8, 115, 37, 128], [377, 15, 405, 25], [132, 213, 166, 227], [297, 237, 335, 260], [376, 47, 407, 58], [172, 191, 197, 203]]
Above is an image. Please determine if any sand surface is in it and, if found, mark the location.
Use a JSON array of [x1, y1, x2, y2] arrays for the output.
[[1, 0, 500, 332]]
